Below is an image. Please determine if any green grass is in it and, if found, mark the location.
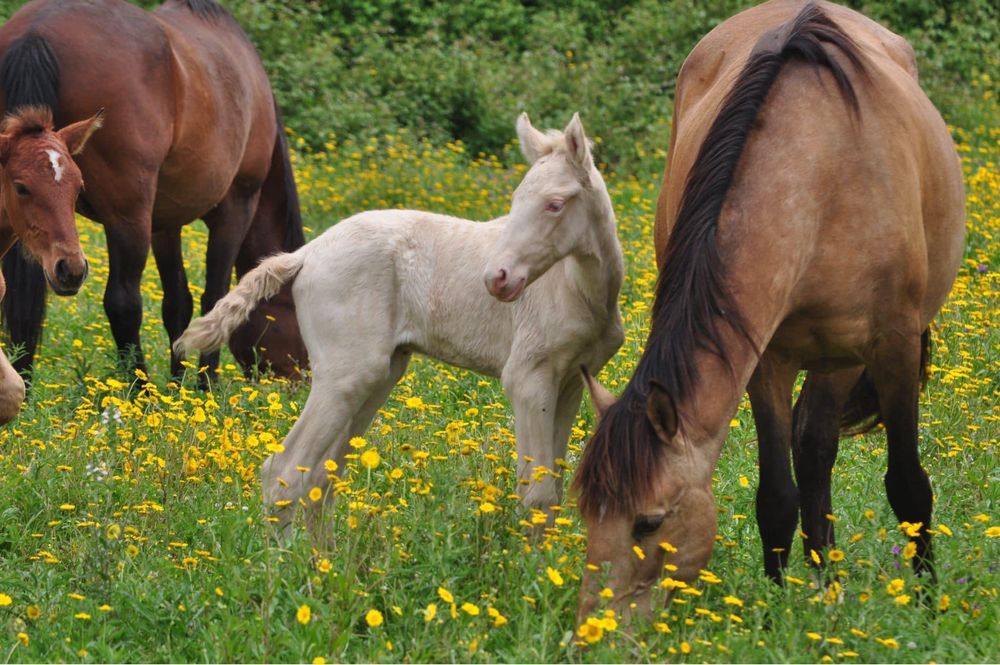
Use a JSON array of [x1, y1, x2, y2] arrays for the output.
[[0, 118, 997, 662]]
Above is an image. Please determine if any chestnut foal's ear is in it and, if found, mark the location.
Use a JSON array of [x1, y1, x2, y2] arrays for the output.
[[0, 134, 10, 165], [646, 380, 679, 443], [581, 365, 615, 419], [57, 108, 104, 155], [516, 112, 548, 165], [563, 112, 592, 169]]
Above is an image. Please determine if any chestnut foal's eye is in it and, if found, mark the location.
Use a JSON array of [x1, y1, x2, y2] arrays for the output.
[[14, 183, 29, 197], [632, 513, 666, 540], [545, 199, 564, 213]]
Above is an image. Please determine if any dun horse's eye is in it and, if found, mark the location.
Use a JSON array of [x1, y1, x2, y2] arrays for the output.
[[545, 200, 564, 213], [14, 183, 29, 197], [632, 513, 666, 540]]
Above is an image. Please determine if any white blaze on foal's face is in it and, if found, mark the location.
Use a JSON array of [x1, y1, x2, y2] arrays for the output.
[[484, 112, 596, 302], [45, 148, 64, 182]]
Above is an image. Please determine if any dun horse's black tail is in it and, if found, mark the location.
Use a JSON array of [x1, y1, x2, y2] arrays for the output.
[[0, 32, 59, 377], [833, 328, 932, 436]]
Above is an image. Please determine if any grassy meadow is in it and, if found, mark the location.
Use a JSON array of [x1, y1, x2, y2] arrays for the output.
[[0, 106, 995, 662]]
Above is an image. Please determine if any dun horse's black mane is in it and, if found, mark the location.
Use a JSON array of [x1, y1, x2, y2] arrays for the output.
[[574, 3, 866, 519]]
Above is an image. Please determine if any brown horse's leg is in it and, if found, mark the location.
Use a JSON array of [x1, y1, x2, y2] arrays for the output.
[[199, 187, 260, 385], [103, 224, 151, 376], [869, 331, 935, 579], [747, 352, 799, 583], [152, 228, 193, 379], [790, 369, 856, 568]]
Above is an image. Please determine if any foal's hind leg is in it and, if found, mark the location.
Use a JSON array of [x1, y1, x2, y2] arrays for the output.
[[868, 330, 935, 578], [791, 369, 858, 568], [261, 349, 406, 533], [746, 353, 800, 583], [151, 228, 194, 379]]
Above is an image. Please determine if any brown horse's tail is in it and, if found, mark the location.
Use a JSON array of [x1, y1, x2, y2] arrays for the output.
[[834, 328, 932, 436], [174, 251, 305, 357], [0, 32, 60, 378], [269, 100, 305, 252]]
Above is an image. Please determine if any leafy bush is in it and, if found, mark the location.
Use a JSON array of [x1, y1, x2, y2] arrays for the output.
[[0, 0, 995, 165]]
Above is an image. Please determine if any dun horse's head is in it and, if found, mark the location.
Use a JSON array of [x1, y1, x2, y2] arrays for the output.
[[572, 369, 718, 625], [484, 112, 607, 302], [0, 107, 103, 295]]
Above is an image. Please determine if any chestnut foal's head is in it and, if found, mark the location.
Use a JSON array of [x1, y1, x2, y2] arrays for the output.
[[0, 106, 102, 295]]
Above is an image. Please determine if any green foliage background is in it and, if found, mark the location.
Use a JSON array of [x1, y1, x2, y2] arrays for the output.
[[1, 0, 996, 166]]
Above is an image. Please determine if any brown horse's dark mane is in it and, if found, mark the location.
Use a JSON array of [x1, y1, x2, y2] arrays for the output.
[[574, 3, 866, 520]]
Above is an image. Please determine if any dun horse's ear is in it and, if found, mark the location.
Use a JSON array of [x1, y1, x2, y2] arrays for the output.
[[581, 365, 615, 418], [646, 380, 679, 443], [57, 108, 104, 156], [516, 112, 547, 164], [563, 112, 592, 169]]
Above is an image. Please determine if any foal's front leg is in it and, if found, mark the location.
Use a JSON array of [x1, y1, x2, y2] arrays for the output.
[[504, 364, 562, 523]]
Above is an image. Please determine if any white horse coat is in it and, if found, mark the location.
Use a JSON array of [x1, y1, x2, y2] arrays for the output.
[[176, 113, 624, 526]]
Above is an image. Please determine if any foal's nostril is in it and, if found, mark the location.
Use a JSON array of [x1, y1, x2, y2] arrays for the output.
[[492, 268, 508, 290]]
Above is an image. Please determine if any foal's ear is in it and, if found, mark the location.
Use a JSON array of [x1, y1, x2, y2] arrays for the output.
[[646, 380, 680, 443], [563, 112, 592, 169], [0, 134, 10, 165], [57, 108, 104, 155], [516, 112, 548, 164], [581, 365, 615, 419]]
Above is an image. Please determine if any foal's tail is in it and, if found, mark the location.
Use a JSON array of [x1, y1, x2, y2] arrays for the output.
[[174, 252, 304, 355]]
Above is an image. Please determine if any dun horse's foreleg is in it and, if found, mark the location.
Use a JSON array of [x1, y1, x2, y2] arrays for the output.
[[152, 228, 194, 379], [790, 370, 856, 568], [103, 224, 151, 376], [747, 354, 799, 583], [869, 332, 935, 579], [199, 189, 261, 385]]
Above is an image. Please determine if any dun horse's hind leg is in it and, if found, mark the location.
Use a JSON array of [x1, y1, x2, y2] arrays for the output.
[[746, 353, 800, 583], [152, 228, 194, 379], [869, 330, 935, 579], [790, 370, 855, 568], [199, 187, 261, 385]]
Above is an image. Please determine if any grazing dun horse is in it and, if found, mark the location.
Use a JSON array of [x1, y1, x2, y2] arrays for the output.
[[177, 114, 624, 526], [573, 1, 964, 621], [0, 107, 103, 421], [0, 0, 306, 382]]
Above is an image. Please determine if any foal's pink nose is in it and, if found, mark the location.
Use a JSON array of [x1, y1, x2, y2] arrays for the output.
[[487, 268, 508, 296]]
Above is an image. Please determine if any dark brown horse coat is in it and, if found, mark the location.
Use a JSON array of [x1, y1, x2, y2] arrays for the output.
[[0, 0, 306, 380]]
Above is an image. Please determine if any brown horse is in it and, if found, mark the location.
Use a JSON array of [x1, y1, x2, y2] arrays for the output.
[[0, 106, 102, 421], [0, 0, 307, 382], [573, 0, 965, 621]]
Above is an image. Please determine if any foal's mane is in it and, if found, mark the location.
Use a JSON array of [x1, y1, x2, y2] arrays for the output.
[[1, 107, 53, 136], [574, 3, 865, 519]]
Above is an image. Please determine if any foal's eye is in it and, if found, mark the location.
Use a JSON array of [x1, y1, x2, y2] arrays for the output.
[[544, 200, 564, 213], [14, 182, 29, 197], [632, 513, 666, 540]]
